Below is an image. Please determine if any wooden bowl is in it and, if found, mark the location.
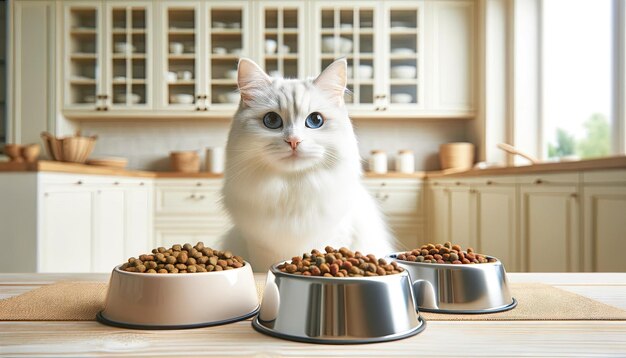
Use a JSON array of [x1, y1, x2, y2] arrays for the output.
[[170, 151, 200, 173], [20, 143, 41, 163], [87, 157, 128, 169], [41, 132, 97, 163], [4, 144, 23, 162]]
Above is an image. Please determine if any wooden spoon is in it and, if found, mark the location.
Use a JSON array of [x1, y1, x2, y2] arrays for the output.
[[497, 143, 539, 164]]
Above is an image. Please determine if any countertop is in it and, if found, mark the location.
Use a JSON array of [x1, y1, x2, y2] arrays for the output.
[[0, 156, 625, 179], [1, 273, 625, 357]]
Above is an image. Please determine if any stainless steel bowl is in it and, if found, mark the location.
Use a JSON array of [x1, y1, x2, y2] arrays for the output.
[[389, 253, 517, 313], [252, 265, 426, 344], [97, 263, 259, 329]]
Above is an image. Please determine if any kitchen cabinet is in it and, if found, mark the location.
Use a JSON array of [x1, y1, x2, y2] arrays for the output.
[[582, 170, 626, 272], [363, 178, 424, 250], [92, 187, 126, 273], [61, 1, 153, 111], [426, 182, 450, 244], [518, 174, 581, 272]]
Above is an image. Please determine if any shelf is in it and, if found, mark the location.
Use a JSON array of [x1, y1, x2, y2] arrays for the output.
[[389, 79, 418, 85], [167, 80, 196, 85], [168, 54, 196, 60], [389, 29, 419, 35], [320, 53, 374, 60], [111, 53, 146, 59], [112, 29, 146, 35], [210, 29, 243, 35], [320, 29, 374, 35], [210, 54, 242, 60], [264, 54, 298, 60], [263, 28, 299, 35], [210, 79, 236, 85], [69, 79, 96, 85], [168, 29, 196, 35], [112, 79, 146, 85], [389, 54, 418, 60], [70, 53, 97, 60], [70, 29, 96, 35]]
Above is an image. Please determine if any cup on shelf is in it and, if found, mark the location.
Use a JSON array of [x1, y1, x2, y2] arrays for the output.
[[169, 42, 184, 55], [213, 47, 227, 55], [369, 150, 388, 174], [265, 39, 277, 54], [224, 69, 238, 80], [166, 71, 178, 83], [177, 70, 193, 81], [205, 147, 225, 174], [395, 150, 415, 173]]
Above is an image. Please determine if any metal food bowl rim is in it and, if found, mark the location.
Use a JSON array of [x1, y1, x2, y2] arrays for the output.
[[388, 252, 503, 268], [112, 261, 251, 277], [268, 263, 410, 282]]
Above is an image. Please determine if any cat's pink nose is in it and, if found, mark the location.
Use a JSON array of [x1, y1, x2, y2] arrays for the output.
[[285, 138, 302, 150]]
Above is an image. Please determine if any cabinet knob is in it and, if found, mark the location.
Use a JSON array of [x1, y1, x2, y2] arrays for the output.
[[189, 194, 196, 199], [534, 179, 543, 185], [196, 182, 202, 186], [113, 181, 119, 185], [470, 189, 477, 194], [196, 107, 201, 111], [570, 193, 578, 199], [139, 182, 145, 186], [455, 181, 461, 186], [486, 180, 493, 185], [103, 106, 109, 111], [76, 180, 83, 185], [198, 195, 206, 200]]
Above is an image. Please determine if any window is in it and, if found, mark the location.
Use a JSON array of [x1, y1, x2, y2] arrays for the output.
[[541, 0, 615, 159]]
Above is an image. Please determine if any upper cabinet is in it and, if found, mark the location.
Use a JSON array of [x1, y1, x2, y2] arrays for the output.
[[62, 1, 153, 111], [58, 0, 476, 119]]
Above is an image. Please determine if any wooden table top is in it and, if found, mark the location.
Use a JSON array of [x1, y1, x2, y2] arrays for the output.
[[1, 273, 625, 357]]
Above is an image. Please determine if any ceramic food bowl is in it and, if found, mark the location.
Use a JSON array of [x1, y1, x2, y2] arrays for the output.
[[253, 265, 425, 344], [389, 253, 516, 313], [98, 263, 259, 329]]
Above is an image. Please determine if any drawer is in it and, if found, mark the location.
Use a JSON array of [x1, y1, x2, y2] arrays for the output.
[[373, 189, 423, 214], [155, 187, 222, 214]]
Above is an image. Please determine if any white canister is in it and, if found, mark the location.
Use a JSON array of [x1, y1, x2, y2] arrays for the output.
[[205, 147, 225, 174], [395, 150, 415, 173], [369, 150, 388, 174]]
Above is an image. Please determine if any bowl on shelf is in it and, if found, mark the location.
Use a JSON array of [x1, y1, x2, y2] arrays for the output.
[[170, 94, 195, 105], [391, 48, 415, 55], [114, 42, 136, 53], [265, 39, 278, 54], [391, 21, 413, 29], [212, 21, 226, 29], [228, 22, 241, 29], [98, 263, 259, 329], [391, 93, 413, 104], [169, 42, 184, 55], [213, 47, 227, 55], [170, 151, 200, 173], [230, 48, 244, 56], [114, 93, 141, 104], [20, 143, 41, 163], [321, 37, 353, 53], [166, 71, 178, 83], [279, 44, 290, 54], [4, 144, 23, 162], [217, 93, 240, 104], [357, 64, 373, 79], [41, 132, 97, 164], [253, 264, 425, 344], [389, 253, 516, 313], [177, 70, 193, 80], [224, 69, 238, 80], [390, 65, 417, 79]]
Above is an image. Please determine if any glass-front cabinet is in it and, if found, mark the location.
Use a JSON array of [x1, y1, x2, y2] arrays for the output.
[[63, 2, 152, 111], [315, 3, 379, 109], [258, 2, 305, 79]]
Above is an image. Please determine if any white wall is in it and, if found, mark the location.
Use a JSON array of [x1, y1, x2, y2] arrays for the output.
[[79, 119, 470, 172]]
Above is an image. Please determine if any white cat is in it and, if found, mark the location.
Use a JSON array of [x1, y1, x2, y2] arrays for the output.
[[221, 58, 397, 271]]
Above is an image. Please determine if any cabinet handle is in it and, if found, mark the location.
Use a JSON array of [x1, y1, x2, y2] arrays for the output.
[[203, 108, 209, 111], [374, 107, 380, 111], [570, 193, 578, 199], [382, 106, 388, 111], [76, 180, 83, 185], [196, 107, 201, 111], [455, 181, 461, 186], [103, 106, 109, 111], [196, 182, 202, 186], [189, 194, 196, 199], [470, 189, 477, 194], [113, 181, 119, 185], [139, 182, 145, 186], [486, 180, 493, 185], [198, 195, 205, 200], [534, 179, 543, 184]]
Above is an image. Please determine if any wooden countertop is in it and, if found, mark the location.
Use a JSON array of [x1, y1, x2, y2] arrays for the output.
[[0, 156, 625, 180], [0, 273, 625, 356]]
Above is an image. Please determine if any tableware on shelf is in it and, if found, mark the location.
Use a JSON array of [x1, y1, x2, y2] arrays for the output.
[[205, 147, 225, 174], [98, 263, 259, 329], [169, 94, 195, 105], [114, 42, 135, 53], [184, 42, 195, 53], [114, 93, 141, 104], [395, 150, 414, 173], [166, 71, 178, 83], [439, 142, 475, 170], [253, 264, 425, 344], [391, 21, 412, 29], [265, 39, 277, 54], [321, 37, 353, 53], [169, 42, 184, 55], [340, 23, 353, 29], [369, 150, 388, 174], [230, 48, 244, 56], [112, 76, 126, 82], [177, 70, 193, 81], [279, 44, 290, 54], [212, 21, 226, 29], [20, 144, 41, 163], [390, 65, 417, 79], [390, 93, 413, 104], [217, 93, 240, 104], [357, 64, 373, 79], [224, 69, 238, 80], [170, 151, 200, 173], [268, 71, 282, 78], [389, 253, 516, 313], [391, 48, 415, 55], [213, 47, 227, 55], [86, 157, 128, 169], [4, 144, 23, 163], [228, 22, 241, 29]]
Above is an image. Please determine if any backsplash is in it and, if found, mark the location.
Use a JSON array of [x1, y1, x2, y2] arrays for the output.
[[79, 119, 470, 172]]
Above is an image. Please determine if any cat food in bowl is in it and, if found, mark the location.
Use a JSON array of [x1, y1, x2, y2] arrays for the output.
[[97, 242, 259, 329], [389, 242, 516, 314], [253, 247, 425, 344]]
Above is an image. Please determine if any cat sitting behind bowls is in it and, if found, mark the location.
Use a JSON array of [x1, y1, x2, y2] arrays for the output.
[[221, 58, 397, 270]]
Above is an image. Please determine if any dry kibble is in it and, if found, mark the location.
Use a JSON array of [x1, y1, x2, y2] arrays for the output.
[[278, 248, 404, 277], [122, 242, 246, 274], [397, 243, 495, 265]]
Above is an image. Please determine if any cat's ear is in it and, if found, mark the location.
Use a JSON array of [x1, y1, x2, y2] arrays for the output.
[[313, 58, 347, 103], [237, 58, 272, 104]]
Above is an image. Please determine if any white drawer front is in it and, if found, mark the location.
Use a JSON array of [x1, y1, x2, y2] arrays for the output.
[[156, 188, 222, 214], [373, 189, 422, 214]]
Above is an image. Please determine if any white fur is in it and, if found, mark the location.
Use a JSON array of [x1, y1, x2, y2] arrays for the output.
[[220, 59, 396, 270]]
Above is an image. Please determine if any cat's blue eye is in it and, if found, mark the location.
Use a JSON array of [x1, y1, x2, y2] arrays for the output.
[[263, 112, 283, 129], [305, 112, 324, 129]]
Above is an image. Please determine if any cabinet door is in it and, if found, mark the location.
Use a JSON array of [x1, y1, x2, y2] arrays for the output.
[[427, 185, 450, 243], [473, 185, 518, 271], [583, 186, 626, 272], [105, 2, 153, 110], [125, 187, 152, 259], [205, 1, 249, 109], [160, 1, 203, 110], [382, 1, 424, 111], [448, 185, 473, 249], [40, 189, 92, 272], [520, 185, 580, 272], [92, 188, 126, 272], [314, 2, 381, 110], [62, 2, 103, 110], [256, 1, 306, 79], [425, 0, 475, 113]]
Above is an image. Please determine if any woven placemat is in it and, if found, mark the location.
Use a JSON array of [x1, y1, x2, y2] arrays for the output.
[[1, 279, 625, 321]]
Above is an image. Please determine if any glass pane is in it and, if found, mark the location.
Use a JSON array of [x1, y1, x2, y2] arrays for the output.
[[263, 7, 299, 78], [167, 8, 196, 105], [69, 7, 97, 105], [210, 8, 242, 105], [388, 8, 418, 106], [543, 0, 613, 159]]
